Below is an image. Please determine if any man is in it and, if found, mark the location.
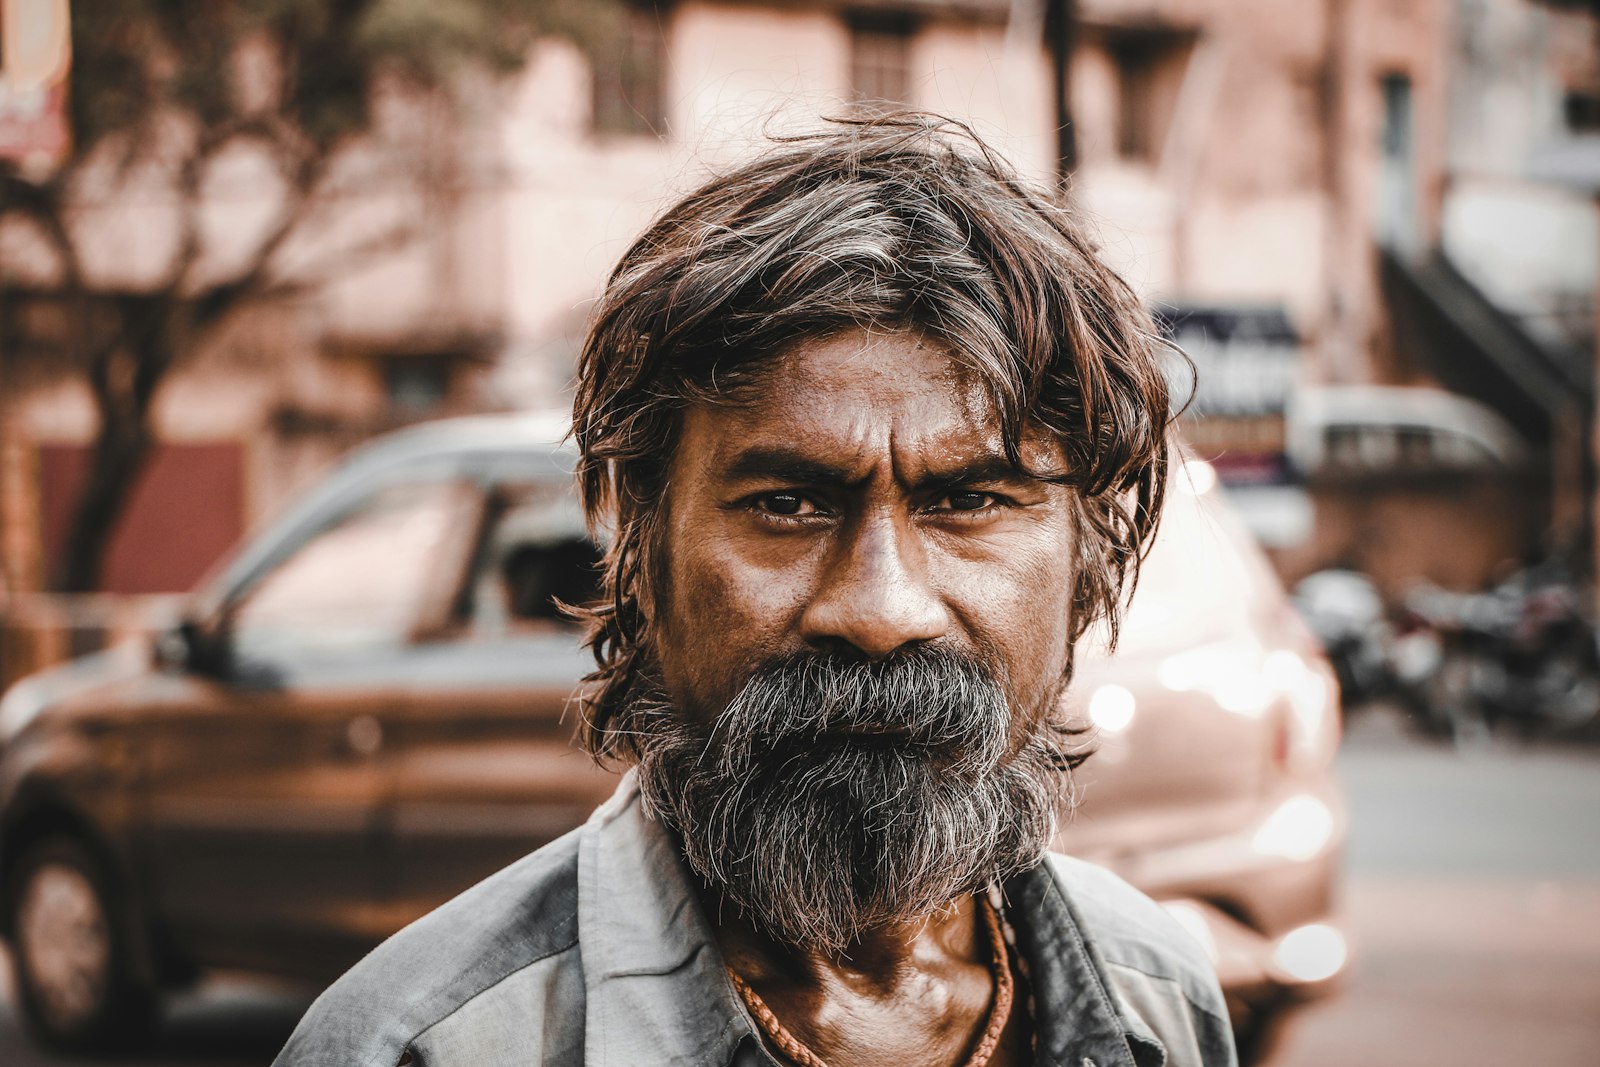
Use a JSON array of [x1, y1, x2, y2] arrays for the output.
[[275, 114, 1235, 1067]]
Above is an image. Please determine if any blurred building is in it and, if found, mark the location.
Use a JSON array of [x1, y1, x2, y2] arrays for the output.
[[0, 0, 1595, 614], [1292, 0, 1599, 600]]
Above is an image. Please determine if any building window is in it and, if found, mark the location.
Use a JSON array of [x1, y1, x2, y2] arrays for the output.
[[848, 12, 915, 108], [1376, 72, 1416, 247], [383, 357, 453, 413], [1111, 40, 1158, 161], [1102, 27, 1192, 165], [1380, 73, 1413, 160], [592, 4, 667, 137]]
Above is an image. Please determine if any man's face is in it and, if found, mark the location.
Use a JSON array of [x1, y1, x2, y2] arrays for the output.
[[630, 328, 1082, 951], [655, 327, 1079, 736]]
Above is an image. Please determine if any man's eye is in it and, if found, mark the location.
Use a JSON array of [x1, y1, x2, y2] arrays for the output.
[[940, 491, 996, 512], [756, 493, 816, 517]]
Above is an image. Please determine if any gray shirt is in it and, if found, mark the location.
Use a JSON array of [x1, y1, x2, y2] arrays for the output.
[[274, 774, 1237, 1067]]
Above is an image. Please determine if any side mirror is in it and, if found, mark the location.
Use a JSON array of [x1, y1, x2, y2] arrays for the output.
[[155, 618, 229, 678]]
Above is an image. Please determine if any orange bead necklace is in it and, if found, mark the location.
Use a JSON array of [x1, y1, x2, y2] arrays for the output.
[[727, 895, 1016, 1067]]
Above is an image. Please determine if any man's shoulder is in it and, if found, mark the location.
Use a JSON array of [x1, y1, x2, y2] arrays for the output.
[[273, 829, 584, 1067], [1041, 851, 1230, 1022]]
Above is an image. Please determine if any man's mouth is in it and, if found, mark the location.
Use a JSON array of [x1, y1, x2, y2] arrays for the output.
[[755, 724, 960, 761], [816, 727, 920, 751]]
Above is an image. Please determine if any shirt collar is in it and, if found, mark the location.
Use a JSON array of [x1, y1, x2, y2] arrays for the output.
[[1006, 863, 1164, 1067], [578, 773, 1159, 1067], [578, 772, 755, 1067]]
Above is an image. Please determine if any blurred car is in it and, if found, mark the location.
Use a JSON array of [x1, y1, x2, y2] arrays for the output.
[[0, 415, 1344, 1059], [1060, 457, 1346, 1059]]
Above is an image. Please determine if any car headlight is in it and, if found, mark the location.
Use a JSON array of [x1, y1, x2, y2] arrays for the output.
[[1157, 642, 1335, 763], [1087, 684, 1137, 733], [1252, 793, 1335, 862], [1273, 923, 1347, 983], [1157, 640, 1275, 717]]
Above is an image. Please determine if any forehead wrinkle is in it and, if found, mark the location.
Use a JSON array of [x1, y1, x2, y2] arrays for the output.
[[704, 400, 880, 485], [711, 388, 1007, 491], [884, 377, 1007, 488], [695, 327, 1033, 490]]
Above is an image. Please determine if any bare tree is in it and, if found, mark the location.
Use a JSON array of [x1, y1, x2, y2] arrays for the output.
[[0, 0, 608, 592]]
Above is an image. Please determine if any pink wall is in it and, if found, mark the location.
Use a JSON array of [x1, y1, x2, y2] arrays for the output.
[[38, 443, 245, 595]]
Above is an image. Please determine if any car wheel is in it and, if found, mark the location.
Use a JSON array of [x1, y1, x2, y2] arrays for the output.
[[5, 835, 155, 1052]]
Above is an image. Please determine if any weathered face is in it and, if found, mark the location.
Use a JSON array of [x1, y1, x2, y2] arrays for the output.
[[654, 327, 1080, 743]]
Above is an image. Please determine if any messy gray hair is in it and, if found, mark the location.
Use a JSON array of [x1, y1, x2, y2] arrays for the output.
[[572, 112, 1176, 762]]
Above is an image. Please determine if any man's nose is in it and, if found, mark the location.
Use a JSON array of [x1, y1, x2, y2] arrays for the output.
[[798, 513, 950, 659]]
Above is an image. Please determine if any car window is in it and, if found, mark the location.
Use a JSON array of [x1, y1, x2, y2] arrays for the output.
[[229, 480, 480, 666], [462, 481, 600, 637]]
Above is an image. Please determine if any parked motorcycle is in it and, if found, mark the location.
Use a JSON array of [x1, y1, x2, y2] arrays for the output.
[[1402, 564, 1600, 746], [1292, 569, 1394, 711]]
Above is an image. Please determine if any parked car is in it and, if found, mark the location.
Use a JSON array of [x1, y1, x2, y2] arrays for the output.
[[0, 415, 1344, 1061], [1061, 458, 1346, 1060]]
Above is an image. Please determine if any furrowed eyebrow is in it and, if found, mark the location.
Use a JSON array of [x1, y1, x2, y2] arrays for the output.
[[722, 447, 1044, 492], [723, 447, 865, 488], [914, 458, 1038, 494]]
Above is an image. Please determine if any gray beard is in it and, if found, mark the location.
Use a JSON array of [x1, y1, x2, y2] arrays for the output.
[[630, 647, 1070, 955]]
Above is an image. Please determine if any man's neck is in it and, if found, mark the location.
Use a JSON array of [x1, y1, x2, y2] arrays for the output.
[[708, 890, 1028, 1067], [716, 892, 980, 989]]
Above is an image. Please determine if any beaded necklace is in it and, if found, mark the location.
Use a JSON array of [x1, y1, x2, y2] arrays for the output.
[[727, 894, 1016, 1067]]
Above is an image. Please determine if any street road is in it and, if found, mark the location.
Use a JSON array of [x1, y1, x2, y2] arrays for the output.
[[1270, 708, 1600, 1066], [1, 709, 1597, 1066]]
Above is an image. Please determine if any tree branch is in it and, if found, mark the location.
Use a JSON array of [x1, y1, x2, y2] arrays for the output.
[[188, 151, 328, 331], [0, 172, 83, 291], [264, 217, 423, 294]]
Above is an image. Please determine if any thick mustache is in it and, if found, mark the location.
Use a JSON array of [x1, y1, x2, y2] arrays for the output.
[[708, 647, 1013, 770], [632, 643, 1064, 952]]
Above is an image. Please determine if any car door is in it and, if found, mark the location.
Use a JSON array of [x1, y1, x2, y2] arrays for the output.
[[383, 476, 620, 928], [141, 476, 483, 979]]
